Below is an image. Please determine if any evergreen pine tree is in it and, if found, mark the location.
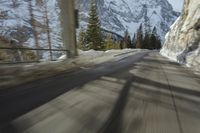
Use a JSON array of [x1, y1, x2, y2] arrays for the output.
[[143, 5, 151, 36], [120, 40, 123, 49], [127, 35, 132, 48], [151, 27, 161, 49], [152, 27, 157, 36], [149, 33, 157, 50], [86, 0, 103, 50], [156, 38, 162, 49], [131, 33, 136, 48], [123, 30, 128, 48], [105, 33, 114, 50], [136, 24, 143, 48], [114, 42, 121, 49], [152, 27, 161, 49], [143, 15, 151, 49], [143, 32, 150, 49], [123, 30, 132, 48], [78, 27, 87, 50]]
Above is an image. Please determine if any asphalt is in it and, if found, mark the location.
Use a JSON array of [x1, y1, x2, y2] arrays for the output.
[[0, 52, 200, 133]]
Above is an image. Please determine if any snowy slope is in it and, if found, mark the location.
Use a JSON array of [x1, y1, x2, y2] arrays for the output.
[[76, 0, 180, 41]]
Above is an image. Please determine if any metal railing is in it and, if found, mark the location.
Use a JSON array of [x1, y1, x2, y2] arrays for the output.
[[0, 46, 69, 52], [0, 47, 69, 64]]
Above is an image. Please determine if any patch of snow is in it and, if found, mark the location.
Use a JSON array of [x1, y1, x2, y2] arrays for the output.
[[58, 49, 147, 64], [58, 55, 67, 61]]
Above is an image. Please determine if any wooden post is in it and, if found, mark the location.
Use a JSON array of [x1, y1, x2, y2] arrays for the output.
[[59, 0, 78, 58]]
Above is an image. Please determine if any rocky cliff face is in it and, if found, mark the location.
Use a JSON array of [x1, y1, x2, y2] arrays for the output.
[[161, 0, 200, 71], [76, 0, 180, 40]]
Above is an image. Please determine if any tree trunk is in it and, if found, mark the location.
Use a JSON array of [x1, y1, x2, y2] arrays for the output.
[[44, 1, 53, 61], [59, 0, 77, 58], [28, 0, 40, 60]]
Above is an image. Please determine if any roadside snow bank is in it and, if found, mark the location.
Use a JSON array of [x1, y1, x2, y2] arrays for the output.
[[59, 49, 145, 64]]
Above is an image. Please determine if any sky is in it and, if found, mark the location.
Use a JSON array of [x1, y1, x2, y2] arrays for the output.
[[168, 0, 184, 12]]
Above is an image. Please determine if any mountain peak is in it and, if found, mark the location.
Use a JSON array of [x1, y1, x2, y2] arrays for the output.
[[76, 0, 180, 41]]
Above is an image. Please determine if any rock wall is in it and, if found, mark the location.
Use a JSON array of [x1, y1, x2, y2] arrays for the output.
[[161, 0, 200, 71]]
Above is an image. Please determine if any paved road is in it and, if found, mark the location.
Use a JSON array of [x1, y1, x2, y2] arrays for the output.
[[0, 52, 200, 133]]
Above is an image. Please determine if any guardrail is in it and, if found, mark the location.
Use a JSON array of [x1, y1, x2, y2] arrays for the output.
[[0, 47, 69, 64]]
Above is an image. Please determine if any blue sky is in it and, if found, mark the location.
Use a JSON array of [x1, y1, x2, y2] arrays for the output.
[[168, 0, 184, 12]]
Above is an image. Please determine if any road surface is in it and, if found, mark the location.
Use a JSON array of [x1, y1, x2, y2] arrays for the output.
[[0, 52, 200, 133]]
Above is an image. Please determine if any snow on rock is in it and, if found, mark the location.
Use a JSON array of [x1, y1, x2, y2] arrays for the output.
[[161, 0, 200, 72]]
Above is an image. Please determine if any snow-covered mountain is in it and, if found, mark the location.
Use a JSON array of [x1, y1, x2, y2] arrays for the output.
[[0, 0, 180, 49], [76, 0, 180, 41]]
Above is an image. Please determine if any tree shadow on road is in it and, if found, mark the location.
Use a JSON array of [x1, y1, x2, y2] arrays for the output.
[[98, 77, 134, 133]]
